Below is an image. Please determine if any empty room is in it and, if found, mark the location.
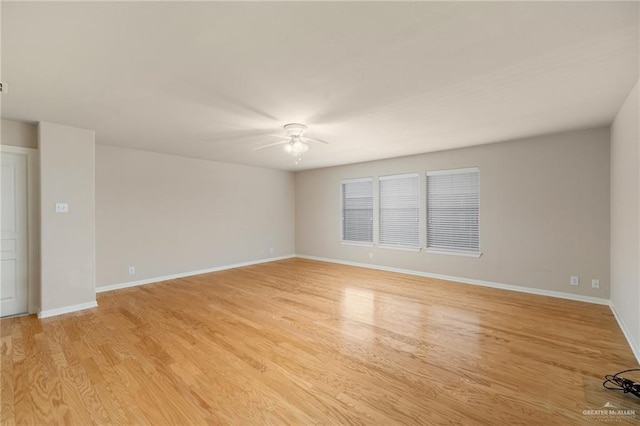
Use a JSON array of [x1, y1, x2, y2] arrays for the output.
[[1, 1, 639, 424]]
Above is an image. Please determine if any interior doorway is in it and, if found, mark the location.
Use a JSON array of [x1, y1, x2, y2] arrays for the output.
[[1, 145, 38, 316]]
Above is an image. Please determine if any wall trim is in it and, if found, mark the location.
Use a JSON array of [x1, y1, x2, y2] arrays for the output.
[[295, 254, 610, 306], [609, 302, 640, 365], [96, 254, 296, 293], [38, 301, 98, 319]]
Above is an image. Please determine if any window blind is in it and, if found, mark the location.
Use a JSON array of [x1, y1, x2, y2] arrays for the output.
[[341, 178, 373, 243], [379, 173, 420, 249], [426, 168, 479, 253]]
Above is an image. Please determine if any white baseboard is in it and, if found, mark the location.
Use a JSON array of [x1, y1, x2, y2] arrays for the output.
[[38, 301, 98, 319], [609, 302, 640, 365], [295, 254, 610, 306], [95, 254, 296, 293]]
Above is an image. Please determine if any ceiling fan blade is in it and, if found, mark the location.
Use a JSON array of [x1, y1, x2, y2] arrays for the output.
[[301, 136, 329, 145], [252, 140, 290, 151]]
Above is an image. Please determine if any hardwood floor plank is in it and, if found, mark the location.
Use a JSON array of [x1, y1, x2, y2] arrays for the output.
[[11, 317, 43, 425], [1, 258, 639, 424], [0, 335, 14, 426]]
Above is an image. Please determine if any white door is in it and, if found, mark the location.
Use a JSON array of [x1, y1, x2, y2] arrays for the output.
[[1, 151, 28, 316]]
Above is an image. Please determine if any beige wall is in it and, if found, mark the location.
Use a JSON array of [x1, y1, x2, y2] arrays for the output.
[[39, 122, 96, 313], [296, 127, 610, 298], [1, 119, 37, 149], [95, 145, 295, 288], [611, 80, 640, 355]]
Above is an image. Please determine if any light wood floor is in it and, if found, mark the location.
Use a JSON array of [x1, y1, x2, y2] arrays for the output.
[[1, 258, 639, 425]]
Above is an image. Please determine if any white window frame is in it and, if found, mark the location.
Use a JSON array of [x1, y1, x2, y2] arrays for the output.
[[340, 177, 374, 246], [426, 167, 481, 257], [378, 173, 421, 251]]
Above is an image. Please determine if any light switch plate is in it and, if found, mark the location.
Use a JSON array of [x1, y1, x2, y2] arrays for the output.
[[55, 203, 69, 213]]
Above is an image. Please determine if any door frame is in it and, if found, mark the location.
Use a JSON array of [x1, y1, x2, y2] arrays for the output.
[[1, 145, 39, 315]]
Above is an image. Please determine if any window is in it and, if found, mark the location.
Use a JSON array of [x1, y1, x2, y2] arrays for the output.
[[341, 178, 373, 244], [426, 168, 479, 255], [379, 173, 420, 249]]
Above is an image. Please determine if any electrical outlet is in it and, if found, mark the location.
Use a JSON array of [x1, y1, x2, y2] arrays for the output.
[[369, 252, 374, 259], [592, 279, 600, 289], [269, 247, 274, 255], [128, 266, 135, 275], [570, 276, 579, 286]]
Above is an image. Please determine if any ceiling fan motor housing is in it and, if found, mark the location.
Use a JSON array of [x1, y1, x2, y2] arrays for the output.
[[284, 123, 307, 137]]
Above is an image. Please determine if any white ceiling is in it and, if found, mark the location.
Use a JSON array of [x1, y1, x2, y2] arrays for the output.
[[1, 2, 638, 171]]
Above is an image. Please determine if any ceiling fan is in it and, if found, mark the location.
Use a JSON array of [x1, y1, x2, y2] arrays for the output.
[[253, 123, 328, 164]]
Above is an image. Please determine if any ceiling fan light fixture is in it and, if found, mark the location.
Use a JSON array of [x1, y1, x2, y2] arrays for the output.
[[291, 140, 309, 153], [284, 139, 309, 155], [256, 123, 327, 165]]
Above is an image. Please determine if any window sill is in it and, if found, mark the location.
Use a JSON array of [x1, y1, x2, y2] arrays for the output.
[[341, 241, 374, 247], [378, 244, 421, 252], [425, 249, 482, 258]]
